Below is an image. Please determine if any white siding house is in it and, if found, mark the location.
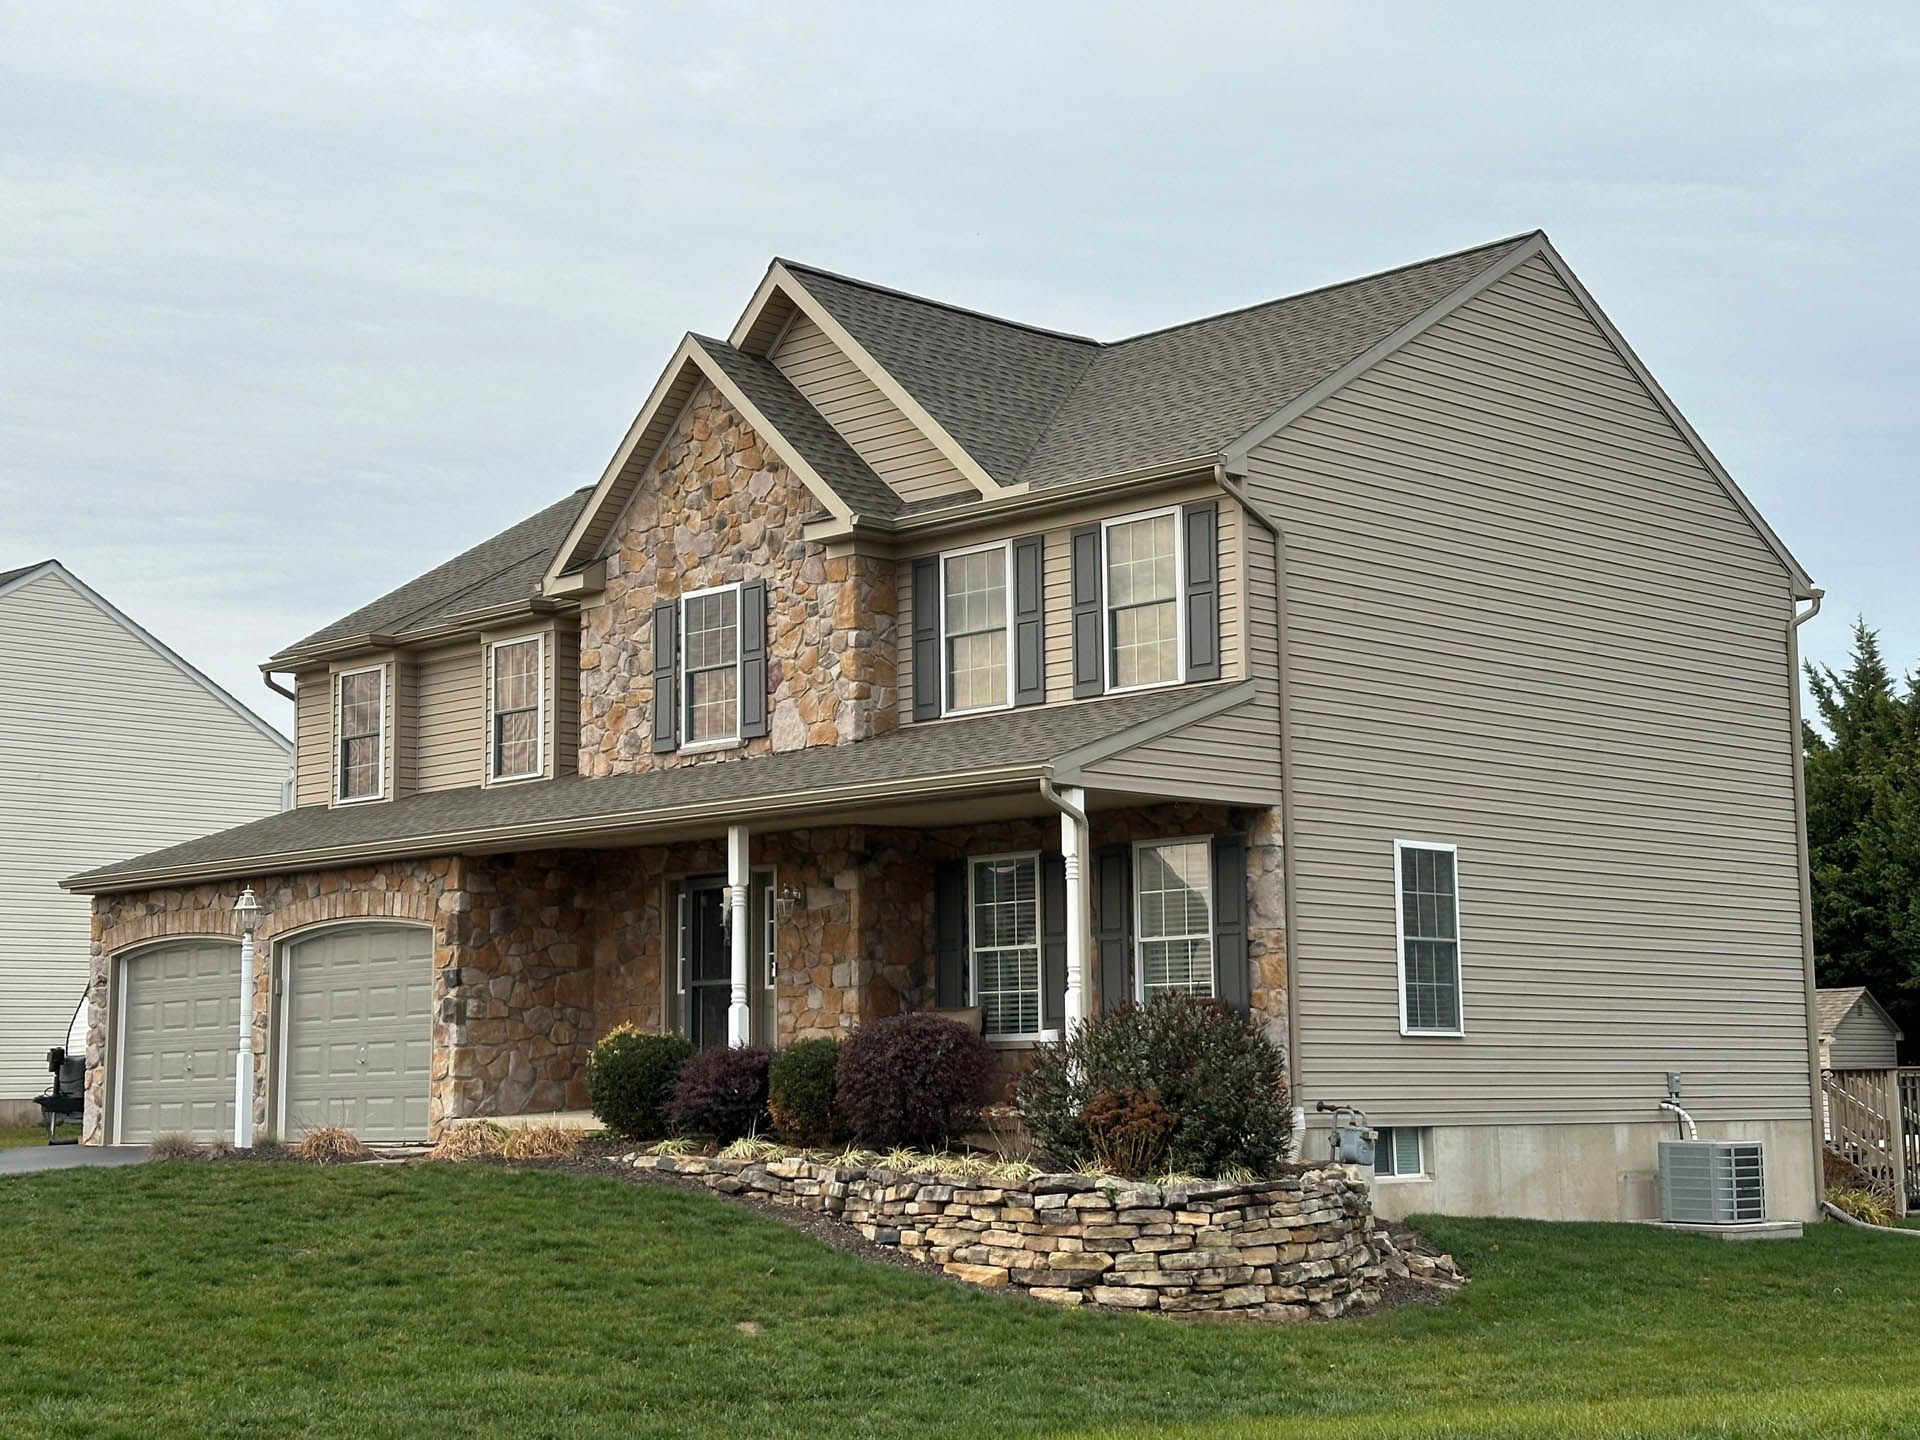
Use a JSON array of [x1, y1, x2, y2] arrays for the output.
[[0, 562, 291, 1118]]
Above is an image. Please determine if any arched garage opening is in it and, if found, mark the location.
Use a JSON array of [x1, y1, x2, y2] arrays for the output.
[[113, 938, 243, 1145]]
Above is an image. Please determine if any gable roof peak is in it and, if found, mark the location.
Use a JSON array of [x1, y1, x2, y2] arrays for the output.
[[774, 258, 1098, 346]]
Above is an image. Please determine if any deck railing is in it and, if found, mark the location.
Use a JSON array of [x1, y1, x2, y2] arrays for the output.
[[1900, 1068, 1920, 1206], [1824, 1068, 1910, 1216]]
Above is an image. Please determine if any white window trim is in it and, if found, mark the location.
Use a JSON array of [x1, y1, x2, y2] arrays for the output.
[[1100, 505, 1186, 695], [967, 849, 1050, 1043], [333, 663, 387, 805], [1372, 1125, 1429, 1182], [938, 538, 1015, 717], [1393, 839, 1465, 1038], [1130, 835, 1217, 1003], [487, 632, 547, 783], [679, 580, 744, 752]]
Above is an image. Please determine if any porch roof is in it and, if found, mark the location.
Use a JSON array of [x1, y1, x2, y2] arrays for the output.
[[66, 681, 1257, 894]]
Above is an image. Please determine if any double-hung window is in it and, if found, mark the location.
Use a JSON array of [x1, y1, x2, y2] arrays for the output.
[[490, 636, 544, 781], [1395, 841, 1463, 1035], [1103, 509, 1182, 690], [336, 666, 385, 802], [681, 584, 741, 747], [942, 542, 1011, 714], [969, 853, 1041, 1037], [1134, 838, 1214, 999]]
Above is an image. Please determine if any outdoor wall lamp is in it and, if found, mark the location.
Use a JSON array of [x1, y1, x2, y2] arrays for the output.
[[773, 884, 804, 926]]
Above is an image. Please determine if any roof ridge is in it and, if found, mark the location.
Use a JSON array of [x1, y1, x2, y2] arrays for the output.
[[775, 258, 1101, 347], [1107, 231, 1543, 347]]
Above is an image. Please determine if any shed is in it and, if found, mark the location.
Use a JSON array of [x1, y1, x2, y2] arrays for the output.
[[1816, 987, 1904, 1071]]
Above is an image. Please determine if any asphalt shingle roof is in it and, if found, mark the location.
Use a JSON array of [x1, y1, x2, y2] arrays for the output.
[[0, 560, 54, 588], [693, 336, 899, 519], [277, 488, 593, 658], [1815, 986, 1868, 1039], [68, 684, 1235, 890], [785, 235, 1535, 491]]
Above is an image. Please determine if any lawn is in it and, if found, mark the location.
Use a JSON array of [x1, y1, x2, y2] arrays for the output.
[[0, 1125, 49, 1150], [2, 1164, 1917, 1439]]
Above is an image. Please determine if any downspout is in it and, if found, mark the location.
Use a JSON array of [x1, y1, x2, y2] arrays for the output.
[[263, 670, 296, 703], [1788, 588, 1827, 1212], [1214, 459, 1307, 1156]]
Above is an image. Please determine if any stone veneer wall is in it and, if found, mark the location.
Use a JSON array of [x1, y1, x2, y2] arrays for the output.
[[576, 384, 899, 777], [635, 1152, 1397, 1320]]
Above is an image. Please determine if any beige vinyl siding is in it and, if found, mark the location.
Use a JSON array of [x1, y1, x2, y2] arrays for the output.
[[1258, 254, 1810, 1127], [1828, 1008, 1899, 1070], [1077, 499, 1280, 803], [897, 485, 1245, 722], [772, 313, 975, 506], [415, 644, 484, 792], [294, 670, 331, 807], [552, 623, 580, 779], [0, 570, 289, 1101]]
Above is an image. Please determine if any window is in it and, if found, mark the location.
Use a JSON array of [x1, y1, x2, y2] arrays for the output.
[[969, 853, 1041, 1037], [1395, 841, 1463, 1035], [1373, 1126, 1426, 1179], [336, 666, 384, 802], [763, 881, 777, 989], [1103, 509, 1182, 690], [490, 636, 544, 780], [1134, 838, 1214, 999], [942, 542, 1011, 714], [681, 585, 740, 746]]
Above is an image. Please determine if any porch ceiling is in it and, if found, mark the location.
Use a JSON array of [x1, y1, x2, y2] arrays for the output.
[[66, 682, 1263, 894]]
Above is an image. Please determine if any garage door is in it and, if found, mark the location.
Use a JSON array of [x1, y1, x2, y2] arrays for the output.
[[118, 940, 241, 1144], [282, 925, 433, 1142]]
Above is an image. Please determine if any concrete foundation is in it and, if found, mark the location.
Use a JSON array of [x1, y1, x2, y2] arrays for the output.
[[1365, 1118, 1820, 1225]]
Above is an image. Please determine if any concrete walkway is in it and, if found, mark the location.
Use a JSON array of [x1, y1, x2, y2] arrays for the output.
[[0, 1144, 147, 1175]]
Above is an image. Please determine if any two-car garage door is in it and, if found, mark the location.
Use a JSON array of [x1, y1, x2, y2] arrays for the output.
[[116, 926, 433, 1145]]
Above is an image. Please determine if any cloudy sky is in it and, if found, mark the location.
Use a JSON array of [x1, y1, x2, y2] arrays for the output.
[[4, 3, 1916, 733]]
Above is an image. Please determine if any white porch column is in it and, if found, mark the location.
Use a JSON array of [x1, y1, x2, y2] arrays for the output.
[[1059, 785, 1091, 1029], [727, 824, 751, 1046]]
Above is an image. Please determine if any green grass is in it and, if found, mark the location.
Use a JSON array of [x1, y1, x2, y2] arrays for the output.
[[0, 1125, 49, 1151], [2, 1164, 1918, 1439]]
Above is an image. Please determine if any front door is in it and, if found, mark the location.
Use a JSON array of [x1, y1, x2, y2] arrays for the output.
[[683, 879, 731, 1050]]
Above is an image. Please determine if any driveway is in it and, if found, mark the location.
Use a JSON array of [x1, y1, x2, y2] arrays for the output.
[[0, 1144, 147, 1175]]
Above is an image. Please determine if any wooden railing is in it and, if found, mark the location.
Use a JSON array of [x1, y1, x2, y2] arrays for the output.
[[1900, 1068, 1920, 1206], [1824, 1068, 1910, 1216]]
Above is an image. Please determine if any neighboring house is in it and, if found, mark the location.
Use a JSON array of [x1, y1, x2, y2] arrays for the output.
[[0, 561, 291, 1125], [66, 232, 1823, 1223], [1816, 987, 1903, 1072]]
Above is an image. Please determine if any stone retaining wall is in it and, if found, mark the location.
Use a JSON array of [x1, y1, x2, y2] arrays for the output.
[[629, 1152, 1427, 1320]]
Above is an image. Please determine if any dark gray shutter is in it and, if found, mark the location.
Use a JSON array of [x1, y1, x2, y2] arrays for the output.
[[1183, 500, 1220, 682], [1213, 832, 1250, 1015], [739, 579, 768, 739], [1070, 524, 1104, 697], [912, 557, 940, 721], [1013, 534, 1045, 706], [934, 860, 967, 1007], [1040, 852, 1067, 1031], [651, 600, 678, 752], [1095, 843, 1132, 1012]]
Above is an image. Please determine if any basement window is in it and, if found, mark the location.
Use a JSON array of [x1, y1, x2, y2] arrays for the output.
[[1373, 1126, 1427, 1180]]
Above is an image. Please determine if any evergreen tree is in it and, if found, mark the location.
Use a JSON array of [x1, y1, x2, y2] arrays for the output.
[[1803, 620, 1920, 1059]]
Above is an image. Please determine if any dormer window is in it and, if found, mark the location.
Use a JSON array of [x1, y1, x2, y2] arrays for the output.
[[336, 665, 385, 802], [942, 541, 1012, 714], [682, 584, 741, 747], [490, 635, 544, 781]]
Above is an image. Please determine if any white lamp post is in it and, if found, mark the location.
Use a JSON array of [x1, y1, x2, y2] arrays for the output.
[[232, 886, 261, 1148]]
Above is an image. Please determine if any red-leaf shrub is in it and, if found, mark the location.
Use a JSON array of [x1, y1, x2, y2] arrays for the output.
[[835, 1012, 995, 1149], [665, 1044, 772, 1142]]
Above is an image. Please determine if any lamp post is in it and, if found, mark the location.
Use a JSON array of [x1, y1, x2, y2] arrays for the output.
[[232, 887, 261, 1148]]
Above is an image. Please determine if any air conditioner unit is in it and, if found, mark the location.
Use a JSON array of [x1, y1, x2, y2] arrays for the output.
[[1658, 1140, 1766, 1224]]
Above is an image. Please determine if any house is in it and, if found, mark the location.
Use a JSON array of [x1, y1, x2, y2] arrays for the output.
[[0, 561, 291, 1126], [1816, 987, 1903, 1073], [65, 232, 1823, 1223]]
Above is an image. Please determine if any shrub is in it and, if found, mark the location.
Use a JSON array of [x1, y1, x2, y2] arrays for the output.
[[147, 1132, 203, 1163], [836, 1012, 995, 1149], [1829, 1186, 1896, 1227], [429, 1121, 508, 1162], [500, 1124, 584, 1161], [290, 1126, 371, 1163], [1081, 1088, 1176, 1178], [666, 1045, 773, 1142], [1017, 994, 1292, 1179], [767, 1037, 844, 1146], [588, 1027, 693, 1140]]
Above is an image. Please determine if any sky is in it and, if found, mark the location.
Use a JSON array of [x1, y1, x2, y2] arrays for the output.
[[3, 2, 1917, 735]]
